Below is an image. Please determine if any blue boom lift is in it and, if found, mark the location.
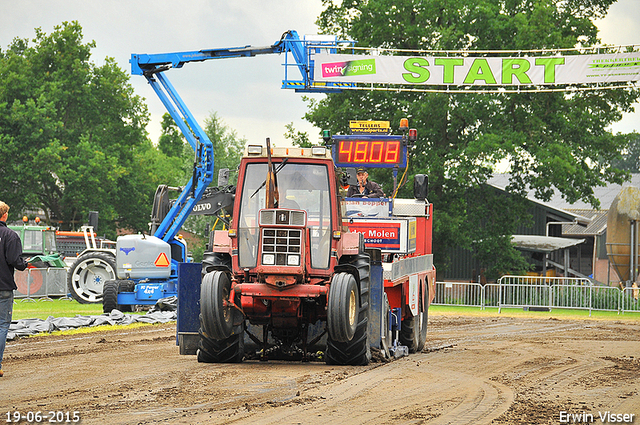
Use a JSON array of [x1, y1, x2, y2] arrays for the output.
[[103, 31, 353, 311]]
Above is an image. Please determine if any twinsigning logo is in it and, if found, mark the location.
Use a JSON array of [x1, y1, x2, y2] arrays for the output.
[[322, 58, 377, 78]]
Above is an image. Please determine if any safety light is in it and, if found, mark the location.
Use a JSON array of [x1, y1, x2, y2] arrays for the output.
[[399, 118, 409, 131], [322, 129, 332, 144], [22, 216, 28, 223], [35, 217, 41, 224], [408, 128, 417, 143], [333, 230, 342, 239], [311, 146, 326, 156], [228, 229, 237, 237], [247, 145, 263, 155]]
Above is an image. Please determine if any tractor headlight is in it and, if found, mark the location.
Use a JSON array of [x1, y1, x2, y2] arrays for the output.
[[287, 255, 300, 266], [262, 253, 275, 265]]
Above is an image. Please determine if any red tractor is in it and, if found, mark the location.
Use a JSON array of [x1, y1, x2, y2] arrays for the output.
[[182, 120, 435, 365]]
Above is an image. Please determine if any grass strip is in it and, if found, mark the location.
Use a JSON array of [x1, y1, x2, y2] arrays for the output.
[[12, 298, 146, 320], [430, 304, 640, 320]]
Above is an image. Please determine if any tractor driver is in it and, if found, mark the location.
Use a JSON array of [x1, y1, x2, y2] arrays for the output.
[[347, 167, 385, 198]]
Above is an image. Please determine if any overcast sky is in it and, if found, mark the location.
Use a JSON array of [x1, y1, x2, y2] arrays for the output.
[[1, 0, 638, 148]]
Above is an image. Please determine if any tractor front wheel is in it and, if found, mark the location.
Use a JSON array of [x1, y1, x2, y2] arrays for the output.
[[198, 271, 244, 363], [327, 273, 359, 343], [200, 271, 234, 341], [326, 252, 371, 366]]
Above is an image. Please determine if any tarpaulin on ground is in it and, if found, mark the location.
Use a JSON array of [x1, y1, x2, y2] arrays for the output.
[[7, 305, 177, 341]]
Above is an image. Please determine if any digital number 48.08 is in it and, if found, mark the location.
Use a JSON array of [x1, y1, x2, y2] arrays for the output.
[[338, 140, 400, 164]]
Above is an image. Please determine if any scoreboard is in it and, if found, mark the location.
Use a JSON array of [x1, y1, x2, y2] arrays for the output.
[[331, 135, 407, 168]]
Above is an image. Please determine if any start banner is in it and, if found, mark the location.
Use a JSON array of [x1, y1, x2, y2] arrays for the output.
[[314, 52, 640, 86]]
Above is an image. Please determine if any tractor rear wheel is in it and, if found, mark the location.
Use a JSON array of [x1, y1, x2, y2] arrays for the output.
[[200, 271, 234, 341], [67, 252, 116, 304], [326, 253, 371, 366]]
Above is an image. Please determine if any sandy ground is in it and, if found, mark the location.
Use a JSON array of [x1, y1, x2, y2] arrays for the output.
[[1, 313, 639, 424]]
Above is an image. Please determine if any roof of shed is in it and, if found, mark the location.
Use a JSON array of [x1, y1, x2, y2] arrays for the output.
[[512, 235, 586, 253], [562, 209, 609, 236], [487, 174, 640, 210]]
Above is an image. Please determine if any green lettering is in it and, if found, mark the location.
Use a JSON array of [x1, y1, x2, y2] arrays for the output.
[[434, 58, 464, 84], [535, 57, 565, 83], [463, 58, 497, 85], [502, 59, 532, 84], [403, 57, 430, 83]]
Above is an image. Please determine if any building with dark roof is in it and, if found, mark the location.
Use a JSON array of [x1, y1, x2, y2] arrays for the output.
[[478, 174, 640, 286]]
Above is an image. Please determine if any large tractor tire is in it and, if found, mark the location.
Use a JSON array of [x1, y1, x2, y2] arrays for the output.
[[102, 280, 133, 313], [197, 328, 244, 363], [67, 252, 116, 304], [327, 273, 359, 342], [200, 271, 234, 340], [102, 280, 119, 313], [198, 270, 244, 363], [326, 252, 371, 366], [201, 252, 232, 275], [399, 293, 429, 353]]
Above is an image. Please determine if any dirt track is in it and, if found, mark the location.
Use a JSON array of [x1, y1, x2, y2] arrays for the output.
[[2, 313, 639, 424]]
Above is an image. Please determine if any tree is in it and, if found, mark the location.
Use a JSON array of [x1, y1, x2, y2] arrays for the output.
[[612, 132, 640, 172], [0, 22, 158, 237], [158, 113, 185, 158], [181, 112, 247, 261], [310, 0, 639, 277], [203, 111, 246, 185], [284, 122, 312, 148]]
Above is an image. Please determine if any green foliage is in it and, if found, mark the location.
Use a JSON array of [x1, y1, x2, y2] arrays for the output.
[[611, 132, 640, 172], [158, 113, 185, 158], [0, 22, 157, 237], [463, 185, 533, 279], [203, 111, 246, 184], [284, 122, 312, 148], [182, 112, 245, 253], [311, 0, 639, 277]]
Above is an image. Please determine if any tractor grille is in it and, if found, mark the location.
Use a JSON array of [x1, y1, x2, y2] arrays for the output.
[[260, 209, 306, 226], [261, 228, 302, 266]]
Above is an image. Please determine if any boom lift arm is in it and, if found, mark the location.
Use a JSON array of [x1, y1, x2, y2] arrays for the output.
[[130, 30, 351, 243]]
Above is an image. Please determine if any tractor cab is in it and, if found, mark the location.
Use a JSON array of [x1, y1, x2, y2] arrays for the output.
[[233, 145, 340, 277]]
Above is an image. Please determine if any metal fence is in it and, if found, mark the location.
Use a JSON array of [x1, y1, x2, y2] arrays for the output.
[[433, 276, 640, 315], [13, 268, 69, 301]]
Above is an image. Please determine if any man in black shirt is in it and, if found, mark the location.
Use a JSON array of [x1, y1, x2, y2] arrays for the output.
[[347, 167, 385, 198], [0, 201, 29, 377]]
